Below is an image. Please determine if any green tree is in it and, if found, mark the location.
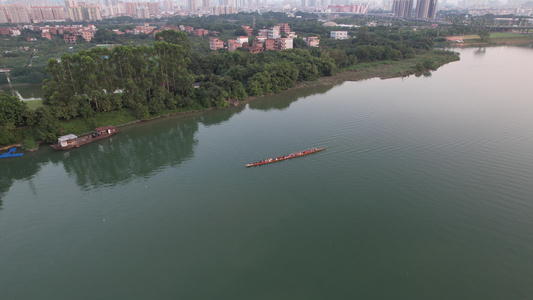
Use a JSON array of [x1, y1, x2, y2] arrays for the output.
[[93, 29, 119, 44], [478, 29, 490, 42], [34, 106, 61, 143], [234, 27, 247, 36], [293, 37, 306, 49], [0, 123, 15, 145], [0, 93, 28, 127], [155, 30, 191, 55]]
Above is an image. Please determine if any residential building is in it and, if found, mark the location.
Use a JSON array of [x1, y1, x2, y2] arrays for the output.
[[241, 25, 253, 36], [267, 26, 280, 39], [258, 29, 268, 38], [427, 0, 438, 19], [279, 23, 290, 33], [41, 28, 52, 40], [30, 6, 66, 22], [306, 36, 320, 47], [10, 28, 21, 36], [134, 23, 156, 35], [330, 31, 349, 39], [279, 38, 293, 50], [188, 0, 198, 13], [236, 36, 248, 44], [209, 37, 224, 50], [5, 5, 31, 23], [227, 39, 242, 51], [415, 0, 438, 19], [392, 0, 413, 17], [81, 29, 94, 41], [264, 38, 278, 51], [64, 34, 77, 43], [0, 7, 8, 24], [194, 28, 209, 36]]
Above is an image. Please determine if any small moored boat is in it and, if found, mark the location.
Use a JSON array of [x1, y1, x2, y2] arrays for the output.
[[0, 147, 24, 159], [51, 126, 117, 150], [246, 148, 325, 167]]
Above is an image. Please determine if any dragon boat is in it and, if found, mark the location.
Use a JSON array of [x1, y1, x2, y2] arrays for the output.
[[246, 148, 325, 167]]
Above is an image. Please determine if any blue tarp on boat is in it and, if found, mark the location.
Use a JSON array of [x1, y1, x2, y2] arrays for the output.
[[0, 147, 24, 159]]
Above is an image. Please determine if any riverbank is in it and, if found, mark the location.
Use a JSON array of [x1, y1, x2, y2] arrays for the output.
[[444, 32, 533, 47], [296, 49, 460, 87], [1, 49, 460, 152]]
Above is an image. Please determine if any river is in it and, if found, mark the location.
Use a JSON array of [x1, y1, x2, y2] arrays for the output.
[[1, 46, 533, 299]]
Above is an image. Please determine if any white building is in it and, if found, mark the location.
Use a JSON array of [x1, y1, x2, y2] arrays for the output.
[[236, 36, 248, 44], [330, 31, 349, 40], [267, 26, 280, 39]]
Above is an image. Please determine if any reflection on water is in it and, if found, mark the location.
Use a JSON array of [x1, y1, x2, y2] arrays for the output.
[[197, 103, 246, 127], [2, 46, 533, 299], [58, 119, 199, 190], [475, 47, 486, 54], [248, 84, 335, 111], [0, 83, 341, 200], [0, 151, 48, 202]]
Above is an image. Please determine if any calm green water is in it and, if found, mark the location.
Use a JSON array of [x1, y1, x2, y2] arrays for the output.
[[2, 46, 533, 299]]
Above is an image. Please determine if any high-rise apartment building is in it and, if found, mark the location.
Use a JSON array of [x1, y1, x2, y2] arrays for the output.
[[163, 0, 173, 11], [125, 2, 139, 15], [4, 5, 31, 23], [30, 6, 66, 22], [188, 0, 198, 12], [427, 0, 438, 19], [65, 0, 79, 8], [415, 0, 438, 19], [81, 5, 102, 21], [147, 2, 159, 15], [67, 4, 101, 21], [392, 0, 413, 17], [0, 6, 9, 23]]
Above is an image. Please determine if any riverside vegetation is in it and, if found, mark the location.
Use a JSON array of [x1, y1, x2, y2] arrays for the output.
[[0, 26, 459, 150]]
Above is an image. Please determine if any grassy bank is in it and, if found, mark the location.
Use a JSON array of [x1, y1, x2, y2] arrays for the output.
[[444, 32, 533, 47], [58, 109, 138, 135], [301, 49, 460, 86], [25, 100, 43, 110]]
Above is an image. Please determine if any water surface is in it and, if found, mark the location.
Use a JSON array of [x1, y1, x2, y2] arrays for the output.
[[1, 46, 533, 299]]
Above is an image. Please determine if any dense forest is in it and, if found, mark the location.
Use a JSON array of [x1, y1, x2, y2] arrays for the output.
[[1, 24, 459, 148]]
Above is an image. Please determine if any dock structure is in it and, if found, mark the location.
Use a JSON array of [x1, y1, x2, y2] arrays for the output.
[[0, 69, 13, 92]]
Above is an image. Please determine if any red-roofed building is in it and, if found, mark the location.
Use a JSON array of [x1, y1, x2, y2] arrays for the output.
[[64, 34, 77, 44], [279, 23, 290, 33], [306, 36, 320, 47], [81, 29, 94, 42], [194, 28, 209, 36], [209, 37, 224, 50], [0, 28, 11, 35], [264, 39, 278, 51], [41, 30, 52, 40], [228, 39, 242, 52], [241, 25, 253, 36]]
